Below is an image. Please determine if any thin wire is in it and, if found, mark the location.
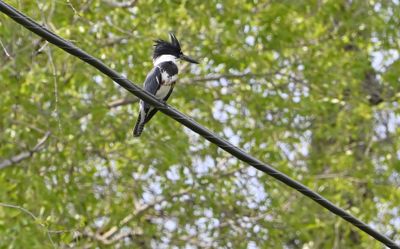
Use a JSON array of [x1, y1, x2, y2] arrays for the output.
[[0, 203, 57, 248], [0, 2, 398, 248]]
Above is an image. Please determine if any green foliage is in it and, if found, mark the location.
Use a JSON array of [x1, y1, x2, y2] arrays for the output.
[[0, 0, 399, 248]]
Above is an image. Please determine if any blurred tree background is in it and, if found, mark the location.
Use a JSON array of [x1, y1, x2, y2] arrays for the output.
[[0, 0, 399, 248]]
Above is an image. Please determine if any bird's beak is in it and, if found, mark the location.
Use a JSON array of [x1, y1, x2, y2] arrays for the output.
[[180, 54, 199, 64]]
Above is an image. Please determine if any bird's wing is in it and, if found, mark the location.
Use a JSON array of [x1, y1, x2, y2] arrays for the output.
[[143, 108, 158, 124], [143, 84, 175, 124], [142, 67, 162, 109]]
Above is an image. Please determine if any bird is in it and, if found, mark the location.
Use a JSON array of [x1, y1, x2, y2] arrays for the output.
[[133, 33, 199, 137]]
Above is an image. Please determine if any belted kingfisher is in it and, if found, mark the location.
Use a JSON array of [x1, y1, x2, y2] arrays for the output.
[[133, 33, 198, 137]]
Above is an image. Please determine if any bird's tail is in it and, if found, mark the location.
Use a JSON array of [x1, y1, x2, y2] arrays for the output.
[[133, 112, 145, 137]]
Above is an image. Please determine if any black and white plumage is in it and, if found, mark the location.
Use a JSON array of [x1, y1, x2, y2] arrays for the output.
[[133, 33, 198, 137]]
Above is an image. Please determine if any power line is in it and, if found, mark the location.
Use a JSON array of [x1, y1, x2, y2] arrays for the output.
[[0, 1, 398, 248]]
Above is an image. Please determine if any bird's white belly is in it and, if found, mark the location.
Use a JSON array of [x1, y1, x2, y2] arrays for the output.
[[156, 84, 171, 99], [155, 71, 177, 99]]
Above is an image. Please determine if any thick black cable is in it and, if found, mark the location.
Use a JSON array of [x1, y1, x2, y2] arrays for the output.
[[0, 2, 398, 248]]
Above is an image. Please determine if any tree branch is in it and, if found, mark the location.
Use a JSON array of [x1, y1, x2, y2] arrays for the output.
[[102, 0, 138, 8], [0, 131, 51, 170], [107, 96, 139, 108], [179, 71, 282, 85], [97, 187, 192, 243], [105, 71, 284, 109]]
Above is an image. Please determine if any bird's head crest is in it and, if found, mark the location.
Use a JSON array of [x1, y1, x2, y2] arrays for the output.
[[153, 33, 182, 59]]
